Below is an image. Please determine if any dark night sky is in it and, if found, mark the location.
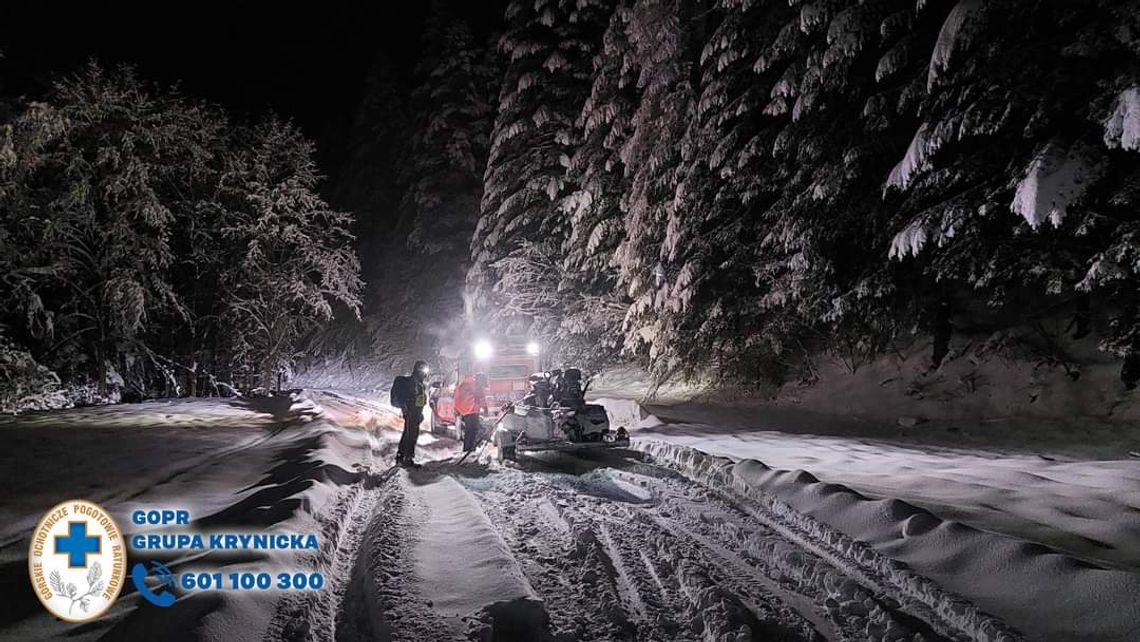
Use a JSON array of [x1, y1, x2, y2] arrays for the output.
[[0, 1, 508, 156]]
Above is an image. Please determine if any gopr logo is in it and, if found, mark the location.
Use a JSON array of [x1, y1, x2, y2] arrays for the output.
[[29, 499, 126, 622]]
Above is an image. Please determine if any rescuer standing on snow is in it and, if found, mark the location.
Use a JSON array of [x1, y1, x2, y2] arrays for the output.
[[392, 360, 430, 467], [454, 372, 488, 453]]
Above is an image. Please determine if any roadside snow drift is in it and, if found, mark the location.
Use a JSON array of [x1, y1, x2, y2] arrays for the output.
[[635, 439, 1140, 642]]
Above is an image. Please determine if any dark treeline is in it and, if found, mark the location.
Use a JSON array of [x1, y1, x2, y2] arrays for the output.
[[3, 0, 1140, 411], [0, 63, 361, 409], [347, 0, 1140, 386]]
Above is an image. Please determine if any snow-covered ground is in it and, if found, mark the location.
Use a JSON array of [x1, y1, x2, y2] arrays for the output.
[[590, 396, 1140, 641], [634, 414, 1140, 570], [0, 389, 1136, 641]]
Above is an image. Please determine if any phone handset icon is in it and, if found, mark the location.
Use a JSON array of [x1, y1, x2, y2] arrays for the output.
[[130, 562, 176, 608]]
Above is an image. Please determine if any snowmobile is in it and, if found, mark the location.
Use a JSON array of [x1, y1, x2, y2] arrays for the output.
[[491, 368, 630, 462]]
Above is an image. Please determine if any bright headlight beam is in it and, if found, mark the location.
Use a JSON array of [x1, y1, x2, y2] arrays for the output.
[[473, 339, 494, 361]]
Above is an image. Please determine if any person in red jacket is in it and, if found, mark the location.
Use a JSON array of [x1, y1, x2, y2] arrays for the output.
[[453, 373, 488, 453]]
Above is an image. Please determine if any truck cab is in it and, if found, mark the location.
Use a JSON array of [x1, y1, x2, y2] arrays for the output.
[[429, 338, 542, 438]]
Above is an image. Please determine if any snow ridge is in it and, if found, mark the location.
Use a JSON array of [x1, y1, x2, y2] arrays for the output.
[[636, 440, 1024, 642]]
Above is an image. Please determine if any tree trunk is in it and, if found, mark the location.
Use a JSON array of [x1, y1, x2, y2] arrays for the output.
[[96, 341, 108, 397], [1071, 294, 1091, 340], [1119, 305, 1139, 390], [931, 297, 952, 369], [1122, 352, 1140, 390], [262, 360, 273, 392]]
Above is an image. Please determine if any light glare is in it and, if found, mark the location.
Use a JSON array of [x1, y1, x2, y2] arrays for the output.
[[473, 339, 494, 361]]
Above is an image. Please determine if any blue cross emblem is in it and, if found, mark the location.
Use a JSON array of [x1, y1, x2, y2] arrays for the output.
[[55, 522, 101, 568]]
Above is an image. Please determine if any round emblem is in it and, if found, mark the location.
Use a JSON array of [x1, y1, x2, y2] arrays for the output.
[[28, 499, 126, 622]]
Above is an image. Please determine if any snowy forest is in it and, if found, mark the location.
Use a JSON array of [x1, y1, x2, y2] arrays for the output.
[[0, 64, 361, 407], [3, 0, 1140, 410], [357, 0, 1140, 385]]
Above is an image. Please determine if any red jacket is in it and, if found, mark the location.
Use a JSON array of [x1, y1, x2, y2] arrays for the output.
[[453, 376, 487, 416]]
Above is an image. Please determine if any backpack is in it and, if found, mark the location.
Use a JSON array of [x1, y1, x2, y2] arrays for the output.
[[389, 375, 412, 409]]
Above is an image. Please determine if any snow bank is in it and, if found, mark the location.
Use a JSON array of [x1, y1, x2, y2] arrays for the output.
[[586, 363, 710, 403], [289, 358, 395, 396], [765, 330, 1140, 456], [636, 440, 1140, 642], [407, 474, 537, 620], [0, 396, 308, 547], [592, 396, 662, 430], [637, 424, 1140, 570]]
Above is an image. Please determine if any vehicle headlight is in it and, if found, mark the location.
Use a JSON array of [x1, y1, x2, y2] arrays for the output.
[[473, 339, 493, 361]]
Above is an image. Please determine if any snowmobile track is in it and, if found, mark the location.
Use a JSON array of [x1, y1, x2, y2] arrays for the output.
[[264, 436, 1022, 642], [458, 448, 1022, 642], [634, 441, 1023, 642], [262, 447, 389, 642]]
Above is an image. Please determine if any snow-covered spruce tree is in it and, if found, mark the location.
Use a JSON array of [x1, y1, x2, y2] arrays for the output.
[[883, 0, 1140, 380], [341, 9, 500, 371], [218, 119, 362, 390], [1067, 1, 1140, 386], [403, 13, 498, 257], [612, 0, 704, 378], [660, 0, 797, 381], [0, 63, 223, 396], [470, 0, 613, 347], [614, 0, 906, 380], [557, 2, 638, 367], [739, 0, 932, 377], [383, 12, 499, 366], [332, 55, 409, 248], [0, 329, 67, 413], [324, 53, 417, 370]]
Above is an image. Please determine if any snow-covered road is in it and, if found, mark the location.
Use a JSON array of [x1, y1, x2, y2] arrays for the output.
[[1, 393, 1135, 641], [260, 435, 1015, 642]]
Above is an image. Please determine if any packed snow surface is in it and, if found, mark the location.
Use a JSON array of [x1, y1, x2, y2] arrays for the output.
[[603, 399, 1140, 641], [0, 390, 1136, 641]]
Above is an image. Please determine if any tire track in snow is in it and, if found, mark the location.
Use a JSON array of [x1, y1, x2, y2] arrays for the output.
[[636, 441, 1024, 642], [332, 473, 456, 642], [459, 449, 1023, 642], [466, 482, 636, 640], [461, 466, 822, 641], [262, 439, 393, 642], [596, 522, 650, 622], [631, 470, 940, 641], [263, 435, 1021, 642]]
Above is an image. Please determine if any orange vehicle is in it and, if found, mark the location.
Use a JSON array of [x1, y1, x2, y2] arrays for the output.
[[429, 338, 542, 438]]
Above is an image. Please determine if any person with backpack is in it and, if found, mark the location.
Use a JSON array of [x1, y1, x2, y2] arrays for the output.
[[453, 372, 488, 453], [390, 359, 430, 467]]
